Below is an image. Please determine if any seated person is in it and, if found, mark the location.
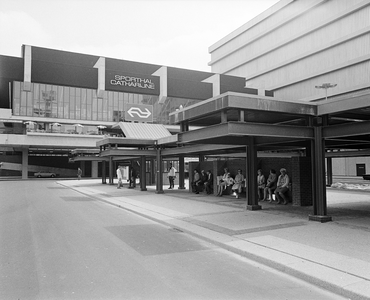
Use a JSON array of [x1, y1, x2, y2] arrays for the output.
[[263, 169, 277, 202], [191, 169, 201, 194], [257, 169, 266, 201], [218, 172, 234, 196], [197, 170, 208, 193], [274, 168, 290, 205], [232, 169, 244, 199], [217, 168, 229, 196]]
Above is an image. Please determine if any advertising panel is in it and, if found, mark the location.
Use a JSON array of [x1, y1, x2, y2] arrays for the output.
[[106, 71, 160, 95]]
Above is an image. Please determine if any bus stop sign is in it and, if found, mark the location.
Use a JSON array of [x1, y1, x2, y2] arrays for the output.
[[124, 103, 153, 122]]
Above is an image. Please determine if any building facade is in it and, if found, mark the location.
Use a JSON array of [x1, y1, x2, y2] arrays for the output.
[[0, 45, 266, 177], [208, 0, 370, 176]]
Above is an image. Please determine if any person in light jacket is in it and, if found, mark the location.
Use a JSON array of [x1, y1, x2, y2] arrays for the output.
[[274, 168, 290, 205]]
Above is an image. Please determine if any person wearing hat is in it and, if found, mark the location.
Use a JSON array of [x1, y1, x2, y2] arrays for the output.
[[274, 168, 290, 204]]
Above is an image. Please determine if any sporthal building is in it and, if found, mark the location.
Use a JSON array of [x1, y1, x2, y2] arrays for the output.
[[0, 45, 271, 178]]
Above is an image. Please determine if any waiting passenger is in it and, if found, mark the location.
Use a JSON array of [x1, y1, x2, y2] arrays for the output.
[[204, 170, 213, 194], [257, 169, 266, 201], [197, 170, 208, 192], [217, 168, 229, 196], [218, 172, 234, 196], [274, 168, 290, 205], [262, 169, 277, 202], [192, 170, 201, 194], [232, 169, 245, 199]]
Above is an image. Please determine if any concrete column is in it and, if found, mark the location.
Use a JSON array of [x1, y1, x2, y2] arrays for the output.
[[140, 156, 147, 191], [155, 148, 164, 194], [245, 138, 261, 211], [326, 157, 333, 186], [108, 157, 114, 185], [309, 126, 332, 222], [102, 161, 107, 184], [22, 148, 29, 179], [150, 158, 155, 185], [91, 161, 98, 178], [178, 155, 185, 189]]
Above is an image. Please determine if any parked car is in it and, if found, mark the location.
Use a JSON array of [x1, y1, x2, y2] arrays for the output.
[[34, 171, 57, 178]]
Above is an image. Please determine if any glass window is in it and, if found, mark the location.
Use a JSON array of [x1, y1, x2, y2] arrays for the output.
[[63, 86, 69, 119], [75, 88, 81, 120], [81, 89, 87, 120], [92, 97, 97, 121], [57, 86, 64, 118]]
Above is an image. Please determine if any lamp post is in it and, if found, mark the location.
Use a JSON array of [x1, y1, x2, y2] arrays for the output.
[[315, 83, 337, 100]]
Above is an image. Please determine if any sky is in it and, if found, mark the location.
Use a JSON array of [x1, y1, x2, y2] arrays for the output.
[[0, 0, 279, 72]]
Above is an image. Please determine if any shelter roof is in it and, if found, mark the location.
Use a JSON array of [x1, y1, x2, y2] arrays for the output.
[[168, 90, 370, 154], [112, 122, 171, 140]]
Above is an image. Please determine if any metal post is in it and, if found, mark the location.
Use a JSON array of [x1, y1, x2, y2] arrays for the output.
[[140, 156, 147, 191], [102, 160, 107, 184], [156, 148, 164, 194], [178, 155, 186, 189], [108, 156, 113, 185]]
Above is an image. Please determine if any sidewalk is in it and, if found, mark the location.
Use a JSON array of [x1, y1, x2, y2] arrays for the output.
[[58, 179, 370, 300]]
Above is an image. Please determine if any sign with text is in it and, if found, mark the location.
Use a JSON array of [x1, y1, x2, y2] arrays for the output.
[[124, 103, 153, 123], [106, 71, 160, 95]]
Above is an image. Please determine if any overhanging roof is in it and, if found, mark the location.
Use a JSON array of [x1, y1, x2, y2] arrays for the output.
[[113, 122, 172, 139]]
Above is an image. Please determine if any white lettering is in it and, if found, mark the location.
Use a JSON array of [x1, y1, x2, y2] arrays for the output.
[[110, 75, 155, 89]]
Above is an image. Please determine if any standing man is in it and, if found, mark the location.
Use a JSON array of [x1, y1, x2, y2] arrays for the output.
[[77, 168, 82, 180], [167, 163, 177, 189], [116, 165, 123, 189], [129, 166, 137, 188], [204, 170, 213, 194]]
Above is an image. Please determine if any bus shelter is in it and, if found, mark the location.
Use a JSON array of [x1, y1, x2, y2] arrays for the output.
[[97, 90, 370, 223]]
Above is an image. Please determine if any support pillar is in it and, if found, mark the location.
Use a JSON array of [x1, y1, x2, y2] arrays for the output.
[[140, 156, 147, 191], [156, 148, 164, 194], [309, 125, 332, 222], [108, 156, 113, 185], [245, 138, 261, 211], [22, 148, 28, 179], [178, 155, 185, 189], [91, 161, 98, 178], [326, 157, 333, 187], [102, 160, 107, 184], [150, 158, 155, 185]]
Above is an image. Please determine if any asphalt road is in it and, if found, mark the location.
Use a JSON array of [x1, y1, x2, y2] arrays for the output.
[[0, 180, 345, 300]]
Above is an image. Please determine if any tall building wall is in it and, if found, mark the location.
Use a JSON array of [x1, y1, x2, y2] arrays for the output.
[[209, 0, 370, 101]]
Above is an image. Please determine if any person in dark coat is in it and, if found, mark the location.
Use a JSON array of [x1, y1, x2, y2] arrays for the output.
[[204, 170, 214, 194]]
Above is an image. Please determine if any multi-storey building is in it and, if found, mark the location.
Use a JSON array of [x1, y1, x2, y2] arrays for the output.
[[208, 0, 370, 176]]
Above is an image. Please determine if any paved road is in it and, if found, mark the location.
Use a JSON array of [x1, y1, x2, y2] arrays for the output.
[[0, 180, 345, 300]]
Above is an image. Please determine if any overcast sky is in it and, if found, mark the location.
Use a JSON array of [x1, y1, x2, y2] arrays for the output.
[[0, 0, 279, 72]]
